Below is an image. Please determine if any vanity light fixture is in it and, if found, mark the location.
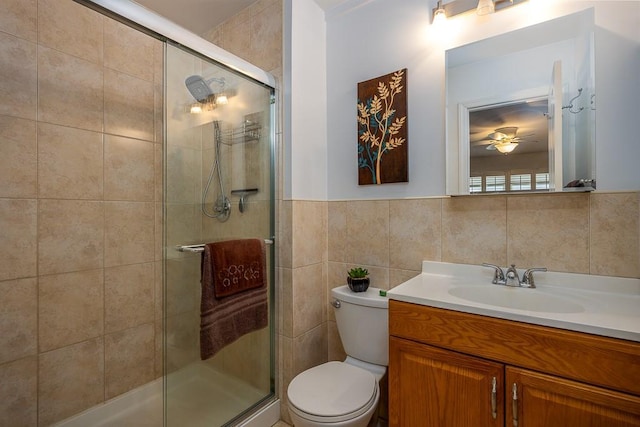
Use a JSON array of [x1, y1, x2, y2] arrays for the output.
[[433, 1, 447, 24], [432, 0, 526, 23], [476, 0, 495, 15]]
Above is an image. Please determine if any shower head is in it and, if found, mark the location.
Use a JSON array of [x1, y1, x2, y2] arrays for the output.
[[185, 75, 214, 102]]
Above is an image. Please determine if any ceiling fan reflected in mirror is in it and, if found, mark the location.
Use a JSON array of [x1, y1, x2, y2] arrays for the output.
[[484, 126, 531, 154]]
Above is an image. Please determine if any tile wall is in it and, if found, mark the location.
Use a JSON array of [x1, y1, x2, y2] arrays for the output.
[[325, 192, 640, 355], [0, 0, 163, 425]]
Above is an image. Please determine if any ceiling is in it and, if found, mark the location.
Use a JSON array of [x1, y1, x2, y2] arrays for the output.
[[133, 0, 348, 35]]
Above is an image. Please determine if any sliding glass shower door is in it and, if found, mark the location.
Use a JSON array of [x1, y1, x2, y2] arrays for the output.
[[163, 42, 275, 426]]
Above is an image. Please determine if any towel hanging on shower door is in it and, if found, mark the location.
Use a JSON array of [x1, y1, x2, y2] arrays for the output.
[[199, 238, 268, 360]]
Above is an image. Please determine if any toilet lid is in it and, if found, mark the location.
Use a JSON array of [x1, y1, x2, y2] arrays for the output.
[[287, 362, 377, 420]]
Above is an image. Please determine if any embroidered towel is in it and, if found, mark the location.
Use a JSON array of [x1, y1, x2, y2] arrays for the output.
[[199, 238, 268, 360]]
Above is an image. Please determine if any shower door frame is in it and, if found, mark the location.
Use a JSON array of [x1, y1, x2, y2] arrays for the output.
[[76, 1, 279, 426], [163, 40, 278, 426]]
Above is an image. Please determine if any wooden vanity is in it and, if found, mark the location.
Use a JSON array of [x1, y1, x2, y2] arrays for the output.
[[388, 300, 640, 426]]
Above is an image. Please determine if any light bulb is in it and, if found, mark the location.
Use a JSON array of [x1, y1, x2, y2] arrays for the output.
[[216, 93, 228, 105]]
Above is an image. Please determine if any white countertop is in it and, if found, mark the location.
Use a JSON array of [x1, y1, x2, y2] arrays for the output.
[[387, 261, 640, 343]]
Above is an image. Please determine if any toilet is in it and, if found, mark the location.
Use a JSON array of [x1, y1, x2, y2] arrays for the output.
[[287, 285, 389, 427]]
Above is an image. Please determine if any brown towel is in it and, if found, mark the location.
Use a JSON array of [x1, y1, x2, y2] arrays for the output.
[[199, 239, 268, 360]]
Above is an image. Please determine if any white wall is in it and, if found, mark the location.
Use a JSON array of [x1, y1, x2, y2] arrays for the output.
[[323, 0, 640, 199], [284, 0, 328, 200]]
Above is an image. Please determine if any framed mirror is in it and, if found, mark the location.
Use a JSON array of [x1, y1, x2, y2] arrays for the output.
[[445, 9, 596, 195]]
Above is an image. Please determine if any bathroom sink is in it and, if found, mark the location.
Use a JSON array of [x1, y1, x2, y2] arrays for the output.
[[448, 285, 585, 313]]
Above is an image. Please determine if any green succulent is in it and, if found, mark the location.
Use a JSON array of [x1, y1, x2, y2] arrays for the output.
[[347, 267, 369, 278]]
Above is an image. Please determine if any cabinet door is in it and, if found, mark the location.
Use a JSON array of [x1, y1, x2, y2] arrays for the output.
[[506, 367, 640, 427], [389, 336, 504, 427]]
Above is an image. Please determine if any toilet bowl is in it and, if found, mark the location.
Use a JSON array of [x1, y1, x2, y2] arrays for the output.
[[287, 361, 380, 427], [287, 286, 389, 427]]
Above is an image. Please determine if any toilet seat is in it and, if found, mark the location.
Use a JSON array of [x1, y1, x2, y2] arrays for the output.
[[287, 361, 378, 423]]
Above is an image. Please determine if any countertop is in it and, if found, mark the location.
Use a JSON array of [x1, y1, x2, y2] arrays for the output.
[[387, 261, 640, 342]]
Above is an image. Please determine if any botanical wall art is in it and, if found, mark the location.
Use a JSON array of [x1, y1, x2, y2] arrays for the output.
[[357, 68, 408, 185]]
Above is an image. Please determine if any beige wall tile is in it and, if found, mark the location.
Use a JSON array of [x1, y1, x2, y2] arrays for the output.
[[104, 201, 155, 267], [327, 320, 345, 362], [38, 0, 103, 63], [0, 33, 37, 120], [155, 202, 163, 262], [164, 257, 199, 316], [164, 311, 200, 372], [154, 260, 163, 320], [292, 201, 326, 268], [389, 269, 420, 289], [292, 324, 326, 377], [347, 200, 390, 267], [38, 338, 104, 426], [155, 143, 163, 203], [38, 200, 104, 275], [105, 263, 155, 333], [279, 200, 292, 268], [222, 17, 252, 62], [508, 194, 589, 273], [0, 278, 37, 364], [154, 318, 163, 379], [0, 115, 37, 198], [280, 267, 293, 337], [0, 0, 37, 42], [250, 2, 283, 72], [390, 198, 442, 270], [442, 196, 507, 266], [39, 270, 104, 352], [292, 264, 324, 337], [328, 202, 348, 262], [104, 323, 155, 399], [166, 145, 200, 204], [165, 203, 202, 253], [37, 123, 103, 199], [104, 135, 155, 201], [0, 356, 37, 427], [0, 199, 37, 281], [104, 69, 155, 141], [104, 19, 155, 81], [590, 192, 640, 278], [327, 261, 348, 322], [38, 46, 103, 131]]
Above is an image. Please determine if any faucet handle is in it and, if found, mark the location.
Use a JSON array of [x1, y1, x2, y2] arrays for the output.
[[482, 263, 505, 284], [521, 267, 547, 288]]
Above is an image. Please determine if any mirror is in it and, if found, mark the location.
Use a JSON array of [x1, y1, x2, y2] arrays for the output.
[[445, 9, 596, 195]]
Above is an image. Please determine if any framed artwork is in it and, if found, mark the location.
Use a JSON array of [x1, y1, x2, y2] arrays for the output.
[[357, 68, 408, 185]]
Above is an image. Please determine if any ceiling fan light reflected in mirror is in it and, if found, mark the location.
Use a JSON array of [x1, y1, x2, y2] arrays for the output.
[[493, 142, 519, 154]]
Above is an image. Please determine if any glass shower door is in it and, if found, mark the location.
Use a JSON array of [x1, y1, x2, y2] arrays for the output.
[[163, 42, 275, 426]]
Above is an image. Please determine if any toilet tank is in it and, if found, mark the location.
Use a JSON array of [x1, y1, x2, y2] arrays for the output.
[[331, 285, 389, 366]]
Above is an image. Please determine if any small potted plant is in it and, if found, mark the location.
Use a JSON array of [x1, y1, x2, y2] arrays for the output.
[[347, 267, 370, 292]]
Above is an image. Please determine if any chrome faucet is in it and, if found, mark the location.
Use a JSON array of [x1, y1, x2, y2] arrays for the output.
[[521, 267, 547, 288], [482, 263, 547, 288], [482, 263, 506, 285], [505, 264, 520, 287]]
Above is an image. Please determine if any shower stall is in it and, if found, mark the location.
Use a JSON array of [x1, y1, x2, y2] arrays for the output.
[[164, 42, 276, 426], [76, 1, 278, 426]]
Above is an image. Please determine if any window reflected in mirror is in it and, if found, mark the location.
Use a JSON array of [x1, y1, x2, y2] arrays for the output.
[[468, 99, 549, 193]]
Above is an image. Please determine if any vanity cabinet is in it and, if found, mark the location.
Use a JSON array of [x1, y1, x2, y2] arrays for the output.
[[389, 300, 640, 427]]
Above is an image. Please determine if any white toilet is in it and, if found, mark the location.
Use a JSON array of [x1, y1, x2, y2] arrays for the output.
[[287, 285, 389, 427]]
